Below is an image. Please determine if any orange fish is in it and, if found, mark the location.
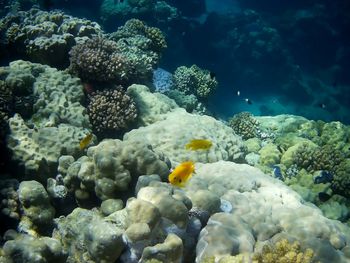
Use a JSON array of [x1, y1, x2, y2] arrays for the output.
[[168, 161, 195, 187]]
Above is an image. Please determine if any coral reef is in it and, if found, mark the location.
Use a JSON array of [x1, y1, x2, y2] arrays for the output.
[[52, 208, 124, 263], [17, 180, 55, 234], [109, 19, 167, 84], [188, 161, 350, 262], [1, 231, 66, 263], [69, 37, 132, 84], [332, 159, 350, 198], [173, 65, 218, 99], [63, 139, 170, 203], [0, 8, 102, 67], [124, 108, 246, 164], [0, 179, 20, 221], [99, 0, 178, 30], [126, 84, 178, 126], [7, 114, 88, 179], [228, 112, 261, 140], [1, 60, 89, 128], [87, 87, 137, 136], [152, 68, 174, 93]]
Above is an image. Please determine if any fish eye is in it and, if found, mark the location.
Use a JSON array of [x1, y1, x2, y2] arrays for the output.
[[179, 179, 182, 183]]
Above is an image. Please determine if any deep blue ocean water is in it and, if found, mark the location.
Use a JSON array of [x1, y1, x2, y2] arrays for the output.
[[0, 0, 349, 123]]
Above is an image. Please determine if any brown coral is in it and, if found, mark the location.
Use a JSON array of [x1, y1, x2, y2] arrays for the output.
[[87, 87, 137, 136], [228, 112, 260, 140], [69, 37, 132, 83]]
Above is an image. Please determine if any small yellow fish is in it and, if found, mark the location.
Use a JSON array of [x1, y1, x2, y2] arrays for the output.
[[79, 133, 93, 150], [185, 139, 212, 151], [168, 161, 195, 187]]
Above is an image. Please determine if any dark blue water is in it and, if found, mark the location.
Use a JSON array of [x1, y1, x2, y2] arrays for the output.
[[0, 0, 349, 123]]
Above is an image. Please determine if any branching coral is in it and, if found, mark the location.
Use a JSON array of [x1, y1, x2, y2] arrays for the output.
[[332, 159, 350, 198], [108, 19, 167, 83], [293, 143, 343, 173], [87, 87, 137, 136], [173, 65, 218, 99], [228, 112, 260, 140], [69, 37, 132, 83]]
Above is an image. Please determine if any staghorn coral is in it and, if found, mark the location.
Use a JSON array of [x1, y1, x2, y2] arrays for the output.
[[173, 65, 218, 99], [69, 37, 132, 83], [253, 239, 315, 263], [87, 87, 137, 136], [228, 112, 260, 140]]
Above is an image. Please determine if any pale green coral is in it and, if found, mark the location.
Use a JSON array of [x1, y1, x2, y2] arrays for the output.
[[259, 143, 281, 166], [173, 65, 218, 99]]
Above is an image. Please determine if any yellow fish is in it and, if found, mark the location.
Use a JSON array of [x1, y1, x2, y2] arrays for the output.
[[168, 161, 195, 187], [185, 139, 212, 150], [79, 133, 93, 150]]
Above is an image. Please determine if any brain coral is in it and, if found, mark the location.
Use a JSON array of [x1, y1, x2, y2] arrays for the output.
[[87, 87, 137, 136], [69, 37, 132, 83], [173, 65, 218, 99]]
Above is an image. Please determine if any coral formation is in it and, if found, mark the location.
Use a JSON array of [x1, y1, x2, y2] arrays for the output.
[[87, 87, 137, 135], [0, 179, 20, 221], [1, 231, 66, 263], [173, 65, 218, 99], [253, 239, 315, 263], [63, 139, 170, 203], [109, 19, 167, 83], [124, 108, 246, 164], [228, 112, 260, 140], [0, 8, 102, 67], [332, 159, 350, 198], [152, 68, 174, 93], [1, 60, 89, 128], [17, 180, 55, 233], [7, 114, 88, 179], [52, 208, 124, 263], [69, 37, 132, 83], [189, 161, 350, 262], [126, 84, 178, 126], [99, 0, 178, 30]]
